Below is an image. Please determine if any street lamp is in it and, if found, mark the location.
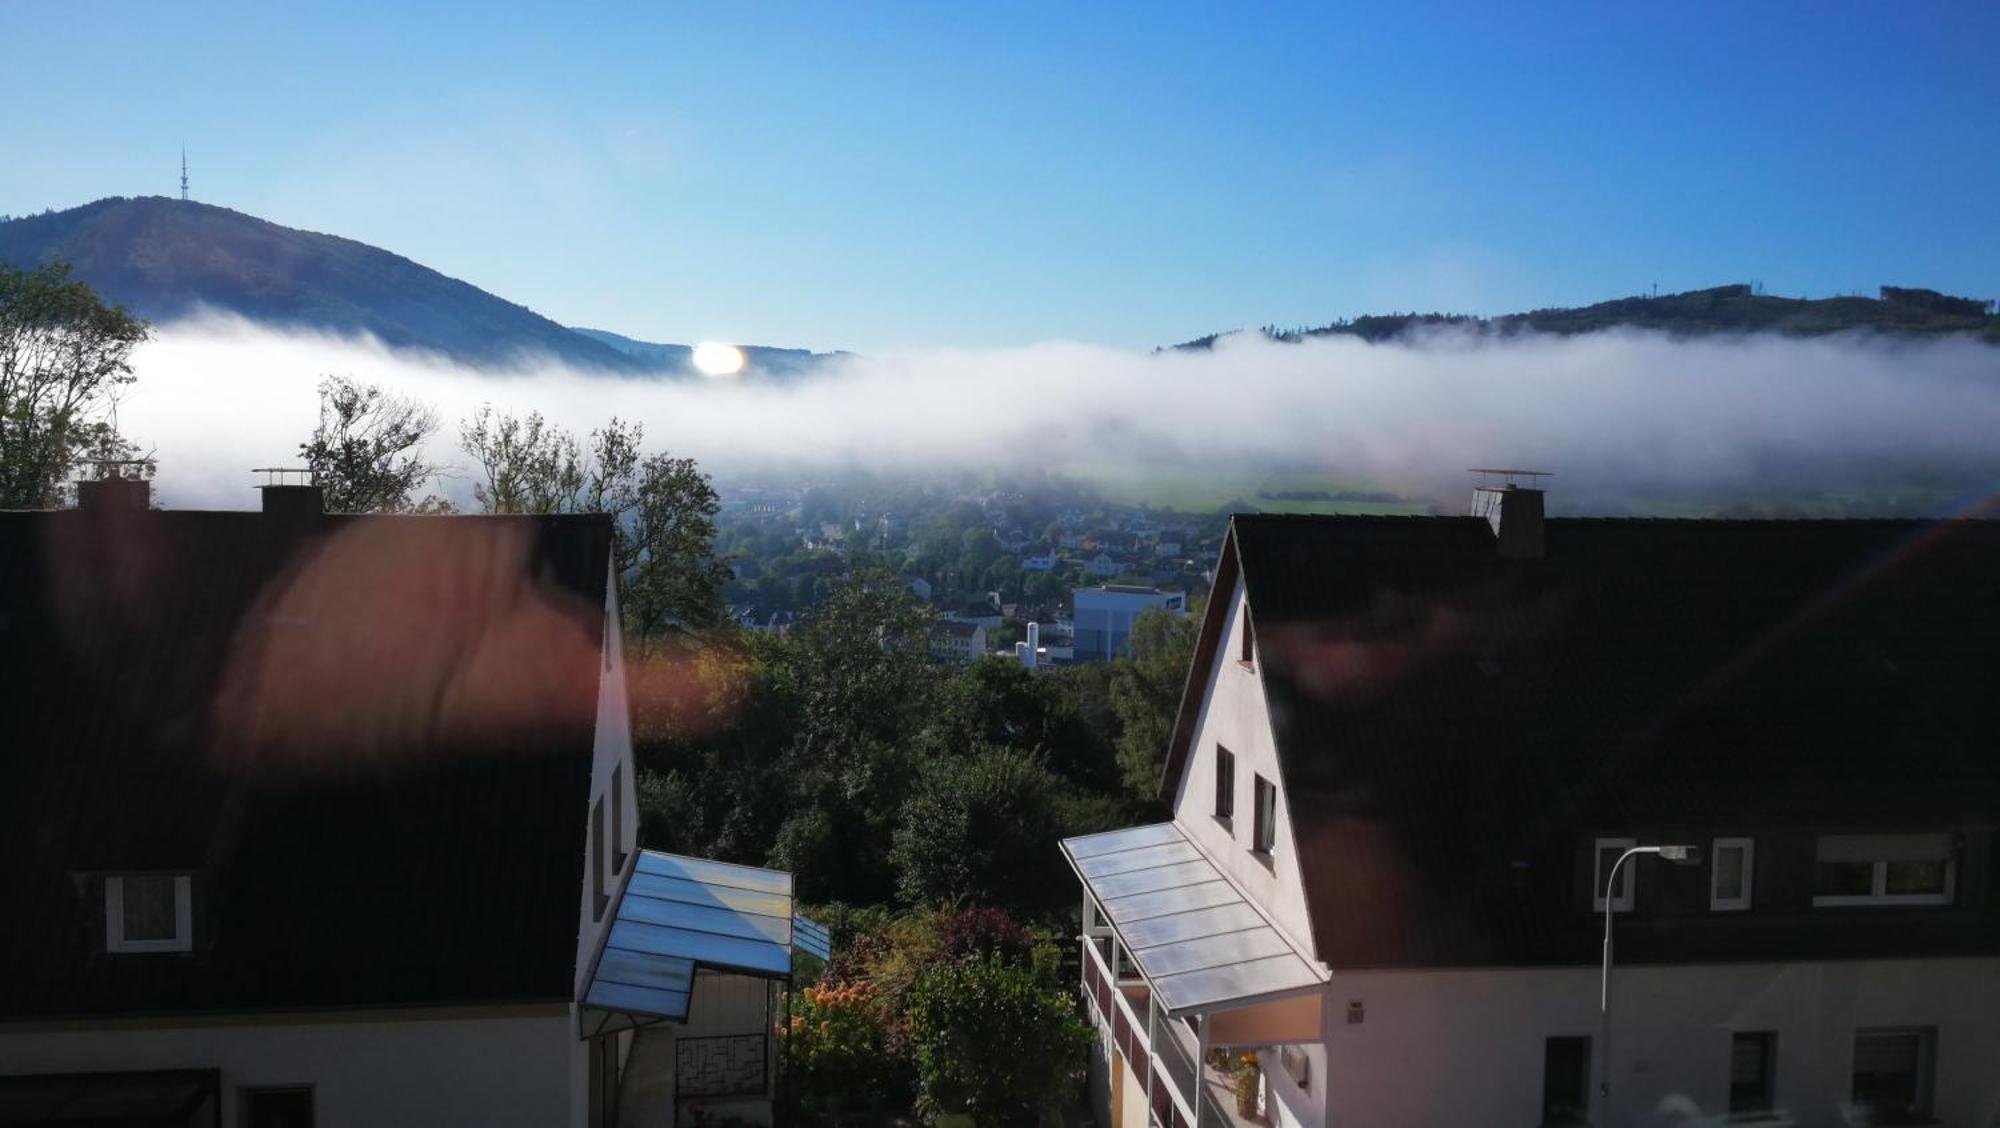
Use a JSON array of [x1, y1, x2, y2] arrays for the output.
[[1598, 844, 1701, 1128]]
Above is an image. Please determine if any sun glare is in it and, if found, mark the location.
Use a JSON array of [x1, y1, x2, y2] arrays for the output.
[[692, 341, 746, 377]]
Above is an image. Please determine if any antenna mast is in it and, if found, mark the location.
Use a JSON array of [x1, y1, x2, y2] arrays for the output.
[[180, 148, 189, 201]]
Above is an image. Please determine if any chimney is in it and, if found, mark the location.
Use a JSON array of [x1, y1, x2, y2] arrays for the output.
[[1469, 469, 1548, 560], [76, 476, 150, 512], [254, 468, 323, 521]]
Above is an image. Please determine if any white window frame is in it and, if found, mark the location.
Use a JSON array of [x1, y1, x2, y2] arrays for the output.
[[1251, 774, 1277, 855], [105, 874, 193, 953], [1593, 837, 1637, 913], [1812, 835, 1957, 907], [1710, 836, 1755, 911], [1214, 745, 1236, 824]]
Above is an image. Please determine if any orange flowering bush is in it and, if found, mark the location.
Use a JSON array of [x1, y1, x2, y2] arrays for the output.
[[781, 977, 913, 1118]]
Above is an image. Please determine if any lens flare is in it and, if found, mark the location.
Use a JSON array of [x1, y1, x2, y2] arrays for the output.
[[692, 342, 746, 377]]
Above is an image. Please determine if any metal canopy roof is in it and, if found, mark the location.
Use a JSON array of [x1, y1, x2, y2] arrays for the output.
[[580, 849, 811, 1038], [1061, 822, 1325, 1015]]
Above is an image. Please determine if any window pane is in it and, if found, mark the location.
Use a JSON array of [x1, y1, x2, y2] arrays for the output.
[[1815, 860, 1874, 897], [1714, 846, 1745, 901], [1215, 748, 1234, 819], [1253, 777, 1276, 852], [122, 876, 177, 942], [1853, 1032, 1924, 1117], [1885, 860, 1947, 896]]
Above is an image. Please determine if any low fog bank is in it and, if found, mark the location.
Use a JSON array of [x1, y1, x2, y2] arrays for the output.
[[120, 315, 2000, 515]]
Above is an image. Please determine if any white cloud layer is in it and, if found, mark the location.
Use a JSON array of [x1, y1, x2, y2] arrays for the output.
[[121, 315, 2000, 514]]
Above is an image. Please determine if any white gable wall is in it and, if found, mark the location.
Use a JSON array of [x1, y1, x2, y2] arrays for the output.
[[1168, 578, 1319, 964], [568, 566, 643, 1125]]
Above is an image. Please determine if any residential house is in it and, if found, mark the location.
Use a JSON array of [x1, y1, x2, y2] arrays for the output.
[[930, 618, 989, 663], [0, 479, 822, 1127], [1087, 553, 1126, 578], [1063, 493, 2000, 1128], [1023, 550, 1059, 572], [1073, 585, 1188, 662]]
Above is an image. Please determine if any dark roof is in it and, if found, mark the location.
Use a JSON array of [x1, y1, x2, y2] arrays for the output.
[[1164, 511, 2000, 969], [934, 619, 983, 639], [0, 504, 614, 1019]]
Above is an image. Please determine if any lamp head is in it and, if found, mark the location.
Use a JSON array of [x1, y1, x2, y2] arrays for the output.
[[1656, 845, 1702, 865]]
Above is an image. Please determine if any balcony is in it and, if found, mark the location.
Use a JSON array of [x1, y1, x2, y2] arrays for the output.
[[1064, 823, 1330, 1128]]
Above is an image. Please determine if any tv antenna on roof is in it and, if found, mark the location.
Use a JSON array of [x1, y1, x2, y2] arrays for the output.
[[180, 148, 189, 201]]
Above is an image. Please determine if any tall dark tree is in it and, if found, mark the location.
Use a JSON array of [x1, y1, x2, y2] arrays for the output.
[[0, 262, 149, 507], [299, 375, 444, 513]]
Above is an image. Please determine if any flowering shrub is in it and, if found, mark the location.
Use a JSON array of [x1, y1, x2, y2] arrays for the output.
[[935, 906, 1033, 967], [781, 979, 913, 1117], [906, 954, 1091, 1124]]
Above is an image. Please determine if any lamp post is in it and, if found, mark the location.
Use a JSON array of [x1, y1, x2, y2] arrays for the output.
[[1598, 844, 1700, 1128]]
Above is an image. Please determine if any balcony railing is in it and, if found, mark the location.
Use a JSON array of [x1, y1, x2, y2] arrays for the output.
[[1082, 932, 1203, 1128]]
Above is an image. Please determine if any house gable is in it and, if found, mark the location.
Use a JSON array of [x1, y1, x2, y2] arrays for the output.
[[1167, 569, 1320, 957]]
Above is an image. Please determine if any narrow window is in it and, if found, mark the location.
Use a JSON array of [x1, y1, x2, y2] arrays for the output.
[[105, 874, 193, 954], [1593, 838, 1637, 913], [1239, 605, 1255, 666], [1214, 747, 1236, 823], [1711, 837, 1754, 911], [1852, 1028, 1934, 1123], [591, 798, 609, 921], [245, 1086, 315, 1128], [1541, 1036, 1590, 1128], [1729, 1031, 1775, 1116], [1813, 835, 1956, 907], [611, 764, 629, 874], [1252, 775, 1277, 854], [1279, 1044, 1310, 1093]]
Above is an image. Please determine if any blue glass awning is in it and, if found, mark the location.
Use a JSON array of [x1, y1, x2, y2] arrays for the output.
[[579, 850, 817, 1038]]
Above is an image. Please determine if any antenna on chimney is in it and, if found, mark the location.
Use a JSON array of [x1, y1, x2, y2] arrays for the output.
[[180, 148, 189, 202]]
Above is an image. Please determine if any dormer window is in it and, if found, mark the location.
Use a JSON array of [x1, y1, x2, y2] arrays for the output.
[[105, 874, 192, 953]]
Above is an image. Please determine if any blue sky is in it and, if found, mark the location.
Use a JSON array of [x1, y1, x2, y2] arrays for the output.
[[2, 1, 1996, 352]]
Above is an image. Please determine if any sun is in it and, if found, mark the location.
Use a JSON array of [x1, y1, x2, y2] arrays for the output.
[[691, 341, 746, 377]]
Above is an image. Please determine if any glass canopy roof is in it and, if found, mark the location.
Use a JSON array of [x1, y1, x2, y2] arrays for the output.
[[1061, 822, 1325, 1014], [580, 849, 817, 1038]]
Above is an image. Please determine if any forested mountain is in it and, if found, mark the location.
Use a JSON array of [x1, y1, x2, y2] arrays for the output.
[[0, 197, 836, 375], [1176, 283, 2000, 350]]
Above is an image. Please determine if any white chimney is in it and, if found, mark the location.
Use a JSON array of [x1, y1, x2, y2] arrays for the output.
[[1469, 469, 1548, 560]]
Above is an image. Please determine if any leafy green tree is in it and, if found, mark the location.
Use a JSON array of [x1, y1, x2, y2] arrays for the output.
[[459, 405, 584, 513], [460, 408, 728, 637], [906, 953, 1091, 1124], [769, 571, 937, 902], [0, 261, 149, 507], [1110, 604, 1200, 799], [299, 375, 445, 513], [890, 748, 1071, 914]]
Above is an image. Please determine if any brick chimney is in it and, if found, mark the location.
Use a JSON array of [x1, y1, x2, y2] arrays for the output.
[[75, 476, 150, 512], [254, 468, 323, 521], [1470, 469, 1548, 560]]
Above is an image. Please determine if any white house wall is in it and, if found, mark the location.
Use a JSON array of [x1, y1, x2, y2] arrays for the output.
[[569, 564, 642, 1125], [1310, 957, 2000, 1128], [0, 1009, 575, 1127], [1168, 578, 1318, 955]]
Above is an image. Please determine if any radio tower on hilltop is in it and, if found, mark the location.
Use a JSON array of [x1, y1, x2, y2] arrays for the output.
[[180, 148, 189, 201]]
